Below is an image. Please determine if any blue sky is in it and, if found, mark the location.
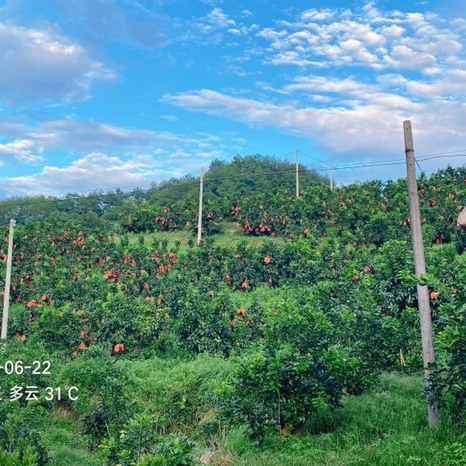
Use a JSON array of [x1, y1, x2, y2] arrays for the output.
[[0, 0, 466, 197]]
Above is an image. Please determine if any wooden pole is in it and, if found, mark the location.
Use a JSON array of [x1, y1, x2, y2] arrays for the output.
[[403, 120, 439, 426], [1, 219, 16, 340], [330, 163, 334, 191], [295, 149, 299, 198], [197, 170, 204, 246]]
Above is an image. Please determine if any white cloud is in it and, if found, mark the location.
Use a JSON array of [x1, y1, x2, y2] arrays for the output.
[[41, 152, 155, 190], [383, 45, 436, 70], [200, 0, 223, 5], [29, 120, 181, 153], [0, 22, 116, 104], [0, 117, 247, 195], [0, 119, 244, 159], [381, 24, 405, 38], [163, 87, 466, 161], [152, 3, 466, 174], [175, 6, 252, 45], [207, 8, 236, 29], [339, 39, 378, 63], [284, 76, 365, 95], [269, 51, 318, 67], [254, 4, 464, 73], [1, 153, 157, 195], [301, 9, 335, 22], [1, 149, 218, 196], [161, 114, 179, 122], [0, 139, 43, 163]]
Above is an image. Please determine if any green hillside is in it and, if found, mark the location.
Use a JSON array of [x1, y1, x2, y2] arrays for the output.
[[0, 159, 466, 464]]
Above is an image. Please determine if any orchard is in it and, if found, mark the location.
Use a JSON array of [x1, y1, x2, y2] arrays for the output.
[[0, 162, 466, 464]]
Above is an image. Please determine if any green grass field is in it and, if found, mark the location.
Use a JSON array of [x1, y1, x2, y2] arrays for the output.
[[41, 364, 466, 466], [211, 373, 466, 466], [117, 222, 286, 252]]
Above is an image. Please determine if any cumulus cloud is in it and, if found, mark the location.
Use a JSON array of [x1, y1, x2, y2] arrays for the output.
[[41, 152, 156, 191], [0, 22, 116, 104], [163, 87, 466, 161], [1, 148, 232, 196], [177, 6, 252, 44], [1, 153, 158, 195], [301, 8, 335, 22], [206, 8, 236, 29], [0, 119, 243, 159], [0, 139, 43, 163], [33, 120, 180, 153], [0, 118, 247, 195], [255, 5, 464, 72], [162, 3, 466, 169]]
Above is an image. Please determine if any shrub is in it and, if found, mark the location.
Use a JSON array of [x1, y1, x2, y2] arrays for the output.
[[100, 412, 197, 466], [430, 304, 466, 424], [0, 402, 49, 465], [56, 346, 135, 448], [224, 288, 376, 443]]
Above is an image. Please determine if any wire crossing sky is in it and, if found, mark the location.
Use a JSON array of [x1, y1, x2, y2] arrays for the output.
[[0, 0, 465, 197]]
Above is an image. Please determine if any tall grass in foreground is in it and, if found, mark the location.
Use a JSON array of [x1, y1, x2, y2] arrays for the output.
[[212, 373, 466, 466], [42, 366, 466, 465]]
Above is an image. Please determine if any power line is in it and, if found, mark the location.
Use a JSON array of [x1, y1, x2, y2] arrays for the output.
[[318, 153, 466, 172], [418, 152, 466, 162], [0, 166, 325, 212], [416, 148, 466, 159], [1, 152, 466, 212]]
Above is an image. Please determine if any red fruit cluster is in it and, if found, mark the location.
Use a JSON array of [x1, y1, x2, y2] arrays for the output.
[[113, 342, 125, 353], [236, 308, 246, 317]]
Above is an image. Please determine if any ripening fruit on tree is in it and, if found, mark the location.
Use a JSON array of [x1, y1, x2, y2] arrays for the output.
[[113, 343, 125, 353], [236, 308, 246, 317]]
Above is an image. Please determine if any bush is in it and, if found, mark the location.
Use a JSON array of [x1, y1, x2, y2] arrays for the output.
[[224, 288, 376, 443], [56, 346, 135, 447], [0, 401, 49, 465], [100, 412, 197, 465], [430, 304, 466, 424]]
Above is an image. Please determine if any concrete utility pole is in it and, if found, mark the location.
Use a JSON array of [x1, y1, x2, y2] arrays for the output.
[[197, 170, 204, 246], [295, 149, 300, 198], [403, 120, 439, 426], [1, 219, 16, 340]]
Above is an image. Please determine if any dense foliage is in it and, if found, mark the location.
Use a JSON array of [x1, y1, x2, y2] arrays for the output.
[[0, 160, 466, 463]]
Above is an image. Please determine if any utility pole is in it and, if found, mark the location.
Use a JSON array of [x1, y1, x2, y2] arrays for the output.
[[330, 163, 334, 191], [295, 149, 300, 198], [403, 120, 439, 426], [1, 219, 16, 340], [197, 170, 204, 246]]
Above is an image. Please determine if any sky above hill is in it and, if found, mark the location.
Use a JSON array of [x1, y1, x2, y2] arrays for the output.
[[0, 0, 466, 197]]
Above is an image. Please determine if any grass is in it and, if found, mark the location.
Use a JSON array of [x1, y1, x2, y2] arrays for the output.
[[212, 223, 286, 249], [42, 416, 104, 466], [117, 228, 191, 251], [230, 285, 284, 310], [36, 365, 466, 465], [117, 222, 285, 253], [211, 373, 466, 466]]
